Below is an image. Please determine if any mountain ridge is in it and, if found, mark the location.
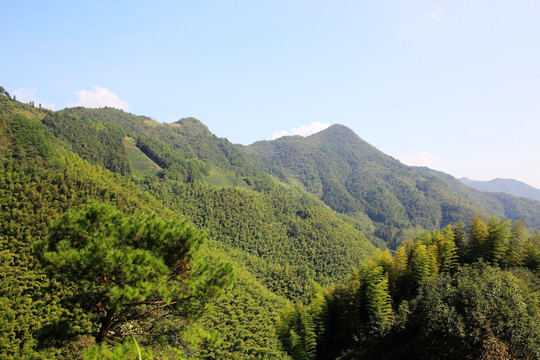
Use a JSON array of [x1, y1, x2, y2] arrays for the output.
[[1, 93, 539, 358], [246, 123, 540, 247], [461, 177, 540, 202]]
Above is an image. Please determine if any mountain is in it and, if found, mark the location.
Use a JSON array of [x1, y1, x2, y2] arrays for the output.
[[2, 90, 539, 359], [0, 96, 294, 358], [54, 110, 539, 250], [54, 107, 377, 297], [416, 168, 540, 230], [461, 177, 540, 202], [0, 96, 381, 358], [246, 124, 540, 248]]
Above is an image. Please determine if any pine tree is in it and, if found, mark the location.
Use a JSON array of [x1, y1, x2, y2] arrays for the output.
[[34, 201, 233, 344]]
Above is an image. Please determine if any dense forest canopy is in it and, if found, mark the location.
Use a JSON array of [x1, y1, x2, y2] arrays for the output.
[[278, 216, 540, 359], [1, 91, 539, 359]]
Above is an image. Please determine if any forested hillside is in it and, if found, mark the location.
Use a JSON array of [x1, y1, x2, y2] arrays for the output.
[[1, 90, 539, 359], [0, 94, 292, 359], [279, 216, 540, 359], [0, 92, 377, 359], [417, 167, 540, 230], [246, 124, 540, 248], [40, 106, 377, 300]]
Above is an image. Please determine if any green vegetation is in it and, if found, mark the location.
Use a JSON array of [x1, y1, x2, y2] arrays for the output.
[[278, 216, 540, 360], [42, 111, 132, 175], [418, 167, 540, 229], [1, 89, 539, 359], [154, 182, 375, 300], [0, 96, 292, 358], [35, 201, 233, 344], [123, 136, 162, 178], [247, 125, 540, 248], [461, 177, 540, 202]]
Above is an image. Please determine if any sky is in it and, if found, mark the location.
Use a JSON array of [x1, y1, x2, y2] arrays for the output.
[[1, 1, 539, 188]]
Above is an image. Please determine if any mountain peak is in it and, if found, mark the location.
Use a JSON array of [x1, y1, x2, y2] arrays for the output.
[[309, 124, 381, 156], [315, 124, 358, 139], [172, 117, 212, 136]]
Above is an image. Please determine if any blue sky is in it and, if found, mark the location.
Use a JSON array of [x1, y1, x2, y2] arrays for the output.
[[2, 1, 539, 188]]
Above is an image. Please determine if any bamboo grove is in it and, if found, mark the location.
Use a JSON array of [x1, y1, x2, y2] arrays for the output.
[[278, 217, 540, 359]]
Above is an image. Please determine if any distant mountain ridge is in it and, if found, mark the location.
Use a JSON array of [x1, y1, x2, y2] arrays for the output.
[[461, 177, 540, 202]]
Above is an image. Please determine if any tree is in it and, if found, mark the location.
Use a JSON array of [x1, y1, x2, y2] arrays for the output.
[[468, 215, 489, 261], [452, 222, 467, 263], [35, 201, 233, 344], [486, 217, 511, 265], [409, 243, 437, 285], [509, 219, 528, 267], [436, 235, 458, 273], [407, 264, 540, 359], [277, 302, 318, 360]]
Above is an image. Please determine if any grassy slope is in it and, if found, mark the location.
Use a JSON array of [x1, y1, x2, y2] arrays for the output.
[[123, 136, 162, 177]]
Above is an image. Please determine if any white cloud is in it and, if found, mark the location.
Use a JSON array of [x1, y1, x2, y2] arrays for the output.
[[69, 86, 130, 110], [272, 121, 331, 140], [396, 152, 437, 167], [12, 88, 56, 110], [430, 5, 444, 19]]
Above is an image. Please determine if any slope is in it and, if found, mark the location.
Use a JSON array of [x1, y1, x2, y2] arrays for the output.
[[461, 177, 540, 202], [246, 124, 540, 248], [48, 107, 376, 297], [417, 168, 540, 230], [60, 108, 272, 190], [0, 96, 291, 359]]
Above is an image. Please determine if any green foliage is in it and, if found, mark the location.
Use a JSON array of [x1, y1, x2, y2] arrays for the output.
[[0, 99, 293, 358], [0, 103, 178, 357], [42, 112, 132, 175], [0, 100, 347, 358], [468, 214, 489, 261], [3, 94, 540, 359], [35, 201, 233, 343], [405, 264, 540, 359], [419, 167, 540, 230], [62, 108, 273, 190], [122, 136, 162, 178], [461, 177, 540, 202], [135, 133, 210, 183], [82, 337, 186, 360], [193, 263, 290, 359], [279, 252, 394, 360], [246, 125, 496, 249], [278, 303, 317, 360], [248, 126, 540, 249], [150, 181, 375, 300], [0, 243, 62, 360], [279, 216, 540, 359], [11, 115, 54, 161]]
